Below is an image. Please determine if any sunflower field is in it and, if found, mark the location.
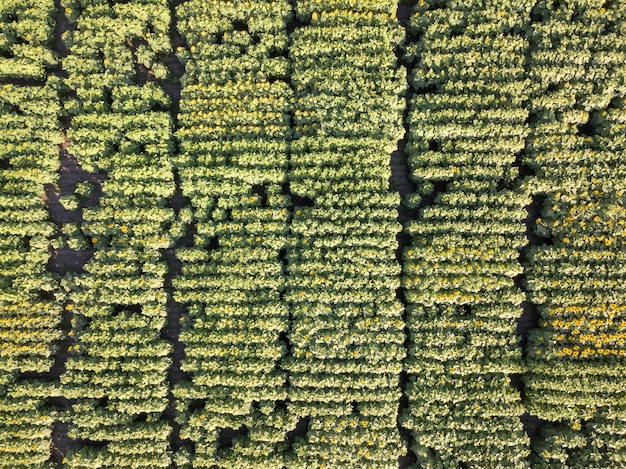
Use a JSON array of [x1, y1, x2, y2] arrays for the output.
[[0, 0, 625, 467]]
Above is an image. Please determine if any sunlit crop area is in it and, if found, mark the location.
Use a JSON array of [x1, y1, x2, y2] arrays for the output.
[[1, 0, 625, 467]]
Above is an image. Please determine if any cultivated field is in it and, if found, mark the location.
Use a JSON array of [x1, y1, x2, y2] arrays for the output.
[[0, 0, 625, 467]]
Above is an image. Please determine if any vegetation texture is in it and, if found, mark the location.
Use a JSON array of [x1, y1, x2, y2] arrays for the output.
[[0, 0, 625, 468]]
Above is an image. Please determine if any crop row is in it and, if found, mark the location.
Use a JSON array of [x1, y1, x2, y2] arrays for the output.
[[523, 1, 626, 466], [0, 0, 62, 464], [285, 1, 405, 468], [401, 1, 533, 467], [0, 83, 61, 467], [173, 1, 294, 467], [56, 0, 177, 467]]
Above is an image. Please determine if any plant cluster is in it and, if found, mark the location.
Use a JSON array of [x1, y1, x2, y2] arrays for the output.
[[400, 1, 534, 467], [0, 83, 62, 380], [173, 1, 296, 468], [0, 0, 56, 80], [0, 80, 62, 468], [57, 0, 176, 467], [523, 1, 626, 465], [284, 1, 406, 468]]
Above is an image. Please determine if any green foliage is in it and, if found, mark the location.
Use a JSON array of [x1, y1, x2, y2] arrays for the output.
[[284, 1, 406, 467], [52, 0, 178, 466], [173, 1, 295, 465], [401, 0, 532, 466], [523, 1, 626, 465], [0, 49, 61, 469], [0, 0, 57, 80], [1, 0, 626, 467]]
